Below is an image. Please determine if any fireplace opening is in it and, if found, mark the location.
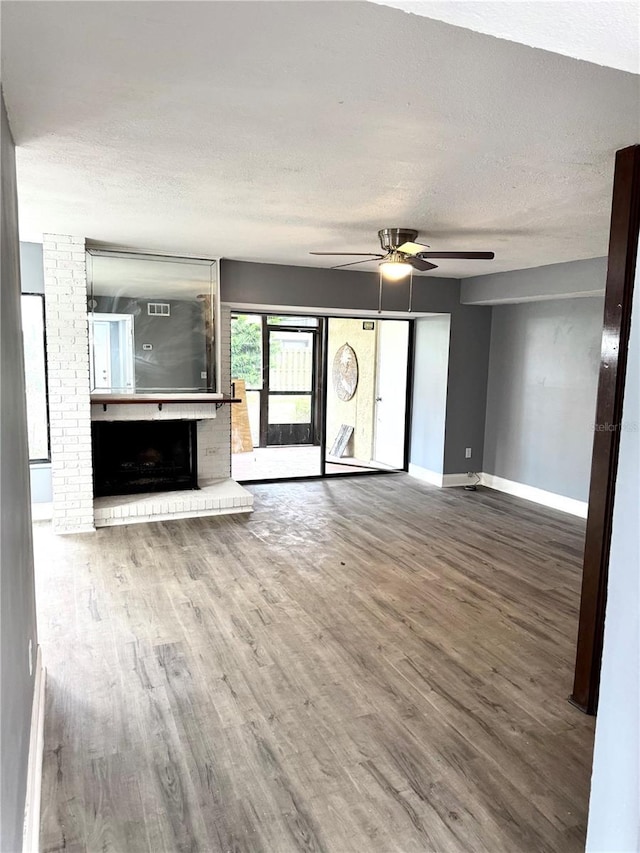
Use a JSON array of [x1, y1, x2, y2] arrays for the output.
[[92, 420, 198, 497]]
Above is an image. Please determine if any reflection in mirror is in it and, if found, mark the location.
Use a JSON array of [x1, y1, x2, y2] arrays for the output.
[[87, 251, 218, 394]]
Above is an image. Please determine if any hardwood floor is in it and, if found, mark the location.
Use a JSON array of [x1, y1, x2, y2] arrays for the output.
[[34, 475, 595, 853]]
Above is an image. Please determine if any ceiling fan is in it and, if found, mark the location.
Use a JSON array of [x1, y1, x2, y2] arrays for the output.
[[310, 228, 495, 279]]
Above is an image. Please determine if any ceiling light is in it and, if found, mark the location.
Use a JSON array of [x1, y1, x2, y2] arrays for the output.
[[379, 253, 412, 281]]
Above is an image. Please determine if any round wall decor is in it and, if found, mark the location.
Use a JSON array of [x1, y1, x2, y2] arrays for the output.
[[333, 343, 358, 401]]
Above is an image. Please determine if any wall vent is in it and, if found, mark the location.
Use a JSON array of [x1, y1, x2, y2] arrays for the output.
[[147, 302, 170, 316]]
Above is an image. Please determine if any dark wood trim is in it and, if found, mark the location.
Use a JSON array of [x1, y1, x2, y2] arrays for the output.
[[90, 394, 240, 405], [571, 144, 640, 714], [403, 319, 415, 472]]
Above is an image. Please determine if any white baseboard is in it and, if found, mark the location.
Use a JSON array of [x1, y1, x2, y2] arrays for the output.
[[407, 463, 444, 486], [480, 473, 588, 518], [408, 465, 475, 488], [408, 465, 588, 517], [23, 646, 45, 853]]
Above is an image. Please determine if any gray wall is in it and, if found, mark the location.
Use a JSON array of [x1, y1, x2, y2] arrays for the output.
[[222, 258, 456, 314], [94, 295, 206, 389], [221, 260, 492, 474], [444, 305, 492, 474], [1, 92, 39, 853], [133, 299, 205, 389], [461, 256, 607, 305], [410, 315, 450, 473], [20, 241, 52, 502], [483, 296, 604, 501]]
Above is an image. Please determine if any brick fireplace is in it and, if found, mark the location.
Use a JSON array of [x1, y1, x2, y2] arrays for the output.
[[43, 233, 252, 533], [91, 420, 198, 496]]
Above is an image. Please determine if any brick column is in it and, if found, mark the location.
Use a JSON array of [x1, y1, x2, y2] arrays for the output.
[[43, 234, 95, 533]]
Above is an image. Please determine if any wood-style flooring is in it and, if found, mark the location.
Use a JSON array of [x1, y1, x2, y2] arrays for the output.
[[34, 475, 595, 853]]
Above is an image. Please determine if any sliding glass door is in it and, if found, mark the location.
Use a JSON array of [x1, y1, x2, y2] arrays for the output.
[[325, 318, 409, 474], [231, 312, 411, 482], [231, 314, 322, 480]]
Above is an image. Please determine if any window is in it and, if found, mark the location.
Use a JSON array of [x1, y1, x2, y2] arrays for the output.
[[21, 294, 49, 462]]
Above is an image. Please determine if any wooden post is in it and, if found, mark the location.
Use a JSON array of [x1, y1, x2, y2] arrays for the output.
[[571, 145, 640, 714]]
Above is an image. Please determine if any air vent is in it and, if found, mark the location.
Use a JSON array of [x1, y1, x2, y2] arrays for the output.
[[147, 302, 170, 316]]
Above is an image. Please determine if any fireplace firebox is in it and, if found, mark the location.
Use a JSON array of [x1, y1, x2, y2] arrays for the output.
[[92, 420, 198, 497]]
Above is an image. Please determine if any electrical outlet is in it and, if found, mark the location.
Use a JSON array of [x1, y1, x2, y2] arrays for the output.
[[465, 447, 472, 459], [205, 447, 216, 456], [28, 638, 33, 677], [200, 371, 207, 379]]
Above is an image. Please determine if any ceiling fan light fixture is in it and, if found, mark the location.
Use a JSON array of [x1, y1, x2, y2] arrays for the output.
[[379, 252, 412, 281]]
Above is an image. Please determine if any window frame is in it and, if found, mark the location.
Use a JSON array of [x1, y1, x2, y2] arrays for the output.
[[21, 291, 51, 464]]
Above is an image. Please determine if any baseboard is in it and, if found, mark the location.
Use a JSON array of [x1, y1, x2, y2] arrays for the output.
[[480, 473, 589, 518], [408, 465, 476, 488], [442, 473, 473, 487], [408, 465, 589, 516], [23, 646, 45, 853], [407, 464, 444, 487]]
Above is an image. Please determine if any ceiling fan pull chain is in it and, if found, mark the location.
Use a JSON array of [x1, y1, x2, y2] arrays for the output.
[[378, 270, 383, 314], [408, 270, 413, 313]]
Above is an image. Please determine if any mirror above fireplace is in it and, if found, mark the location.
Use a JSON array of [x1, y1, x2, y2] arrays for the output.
[[87, 250, 220, 395]]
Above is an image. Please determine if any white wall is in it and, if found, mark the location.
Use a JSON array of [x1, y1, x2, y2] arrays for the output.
[[586, 250, 640, 852], [409, 315, 450, 477]]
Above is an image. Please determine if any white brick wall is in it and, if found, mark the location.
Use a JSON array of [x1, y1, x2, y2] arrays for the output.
[[197, 419, 230, 479], [91, 402, 219, 421], [43, 234, 95, 533]]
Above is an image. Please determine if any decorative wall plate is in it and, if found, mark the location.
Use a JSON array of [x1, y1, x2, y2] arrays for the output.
[[333, 343, 358, 401]]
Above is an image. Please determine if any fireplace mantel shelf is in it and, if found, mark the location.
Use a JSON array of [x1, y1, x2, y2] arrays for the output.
[[91, 393, 241, 412]]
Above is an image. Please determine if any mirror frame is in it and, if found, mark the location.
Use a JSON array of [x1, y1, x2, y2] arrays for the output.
[[86, 249, 221, 395]]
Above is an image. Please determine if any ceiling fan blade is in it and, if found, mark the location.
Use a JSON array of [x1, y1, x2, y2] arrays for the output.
[[309, 252, 385, 257], [417, 251, 495, 260], [397, 241, 430, 256], [331, 258, 381, 270], [408, 257, 438, 272]]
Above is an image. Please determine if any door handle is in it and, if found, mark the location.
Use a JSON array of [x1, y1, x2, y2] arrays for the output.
[[376, 396, 382, 402]]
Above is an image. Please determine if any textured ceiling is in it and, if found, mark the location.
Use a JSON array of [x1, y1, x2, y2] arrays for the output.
[[372, 1, 640, 74], [2, 1, 639, 278]]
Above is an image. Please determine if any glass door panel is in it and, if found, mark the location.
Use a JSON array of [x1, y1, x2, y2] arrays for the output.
[[230, 313, 263, 447], [325, 318, 409, 473], [231, 314, 321, 481], [267, 329, 315, 446]]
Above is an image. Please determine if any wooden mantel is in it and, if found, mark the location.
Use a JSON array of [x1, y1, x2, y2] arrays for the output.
[[90, 393, 241, 411]]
